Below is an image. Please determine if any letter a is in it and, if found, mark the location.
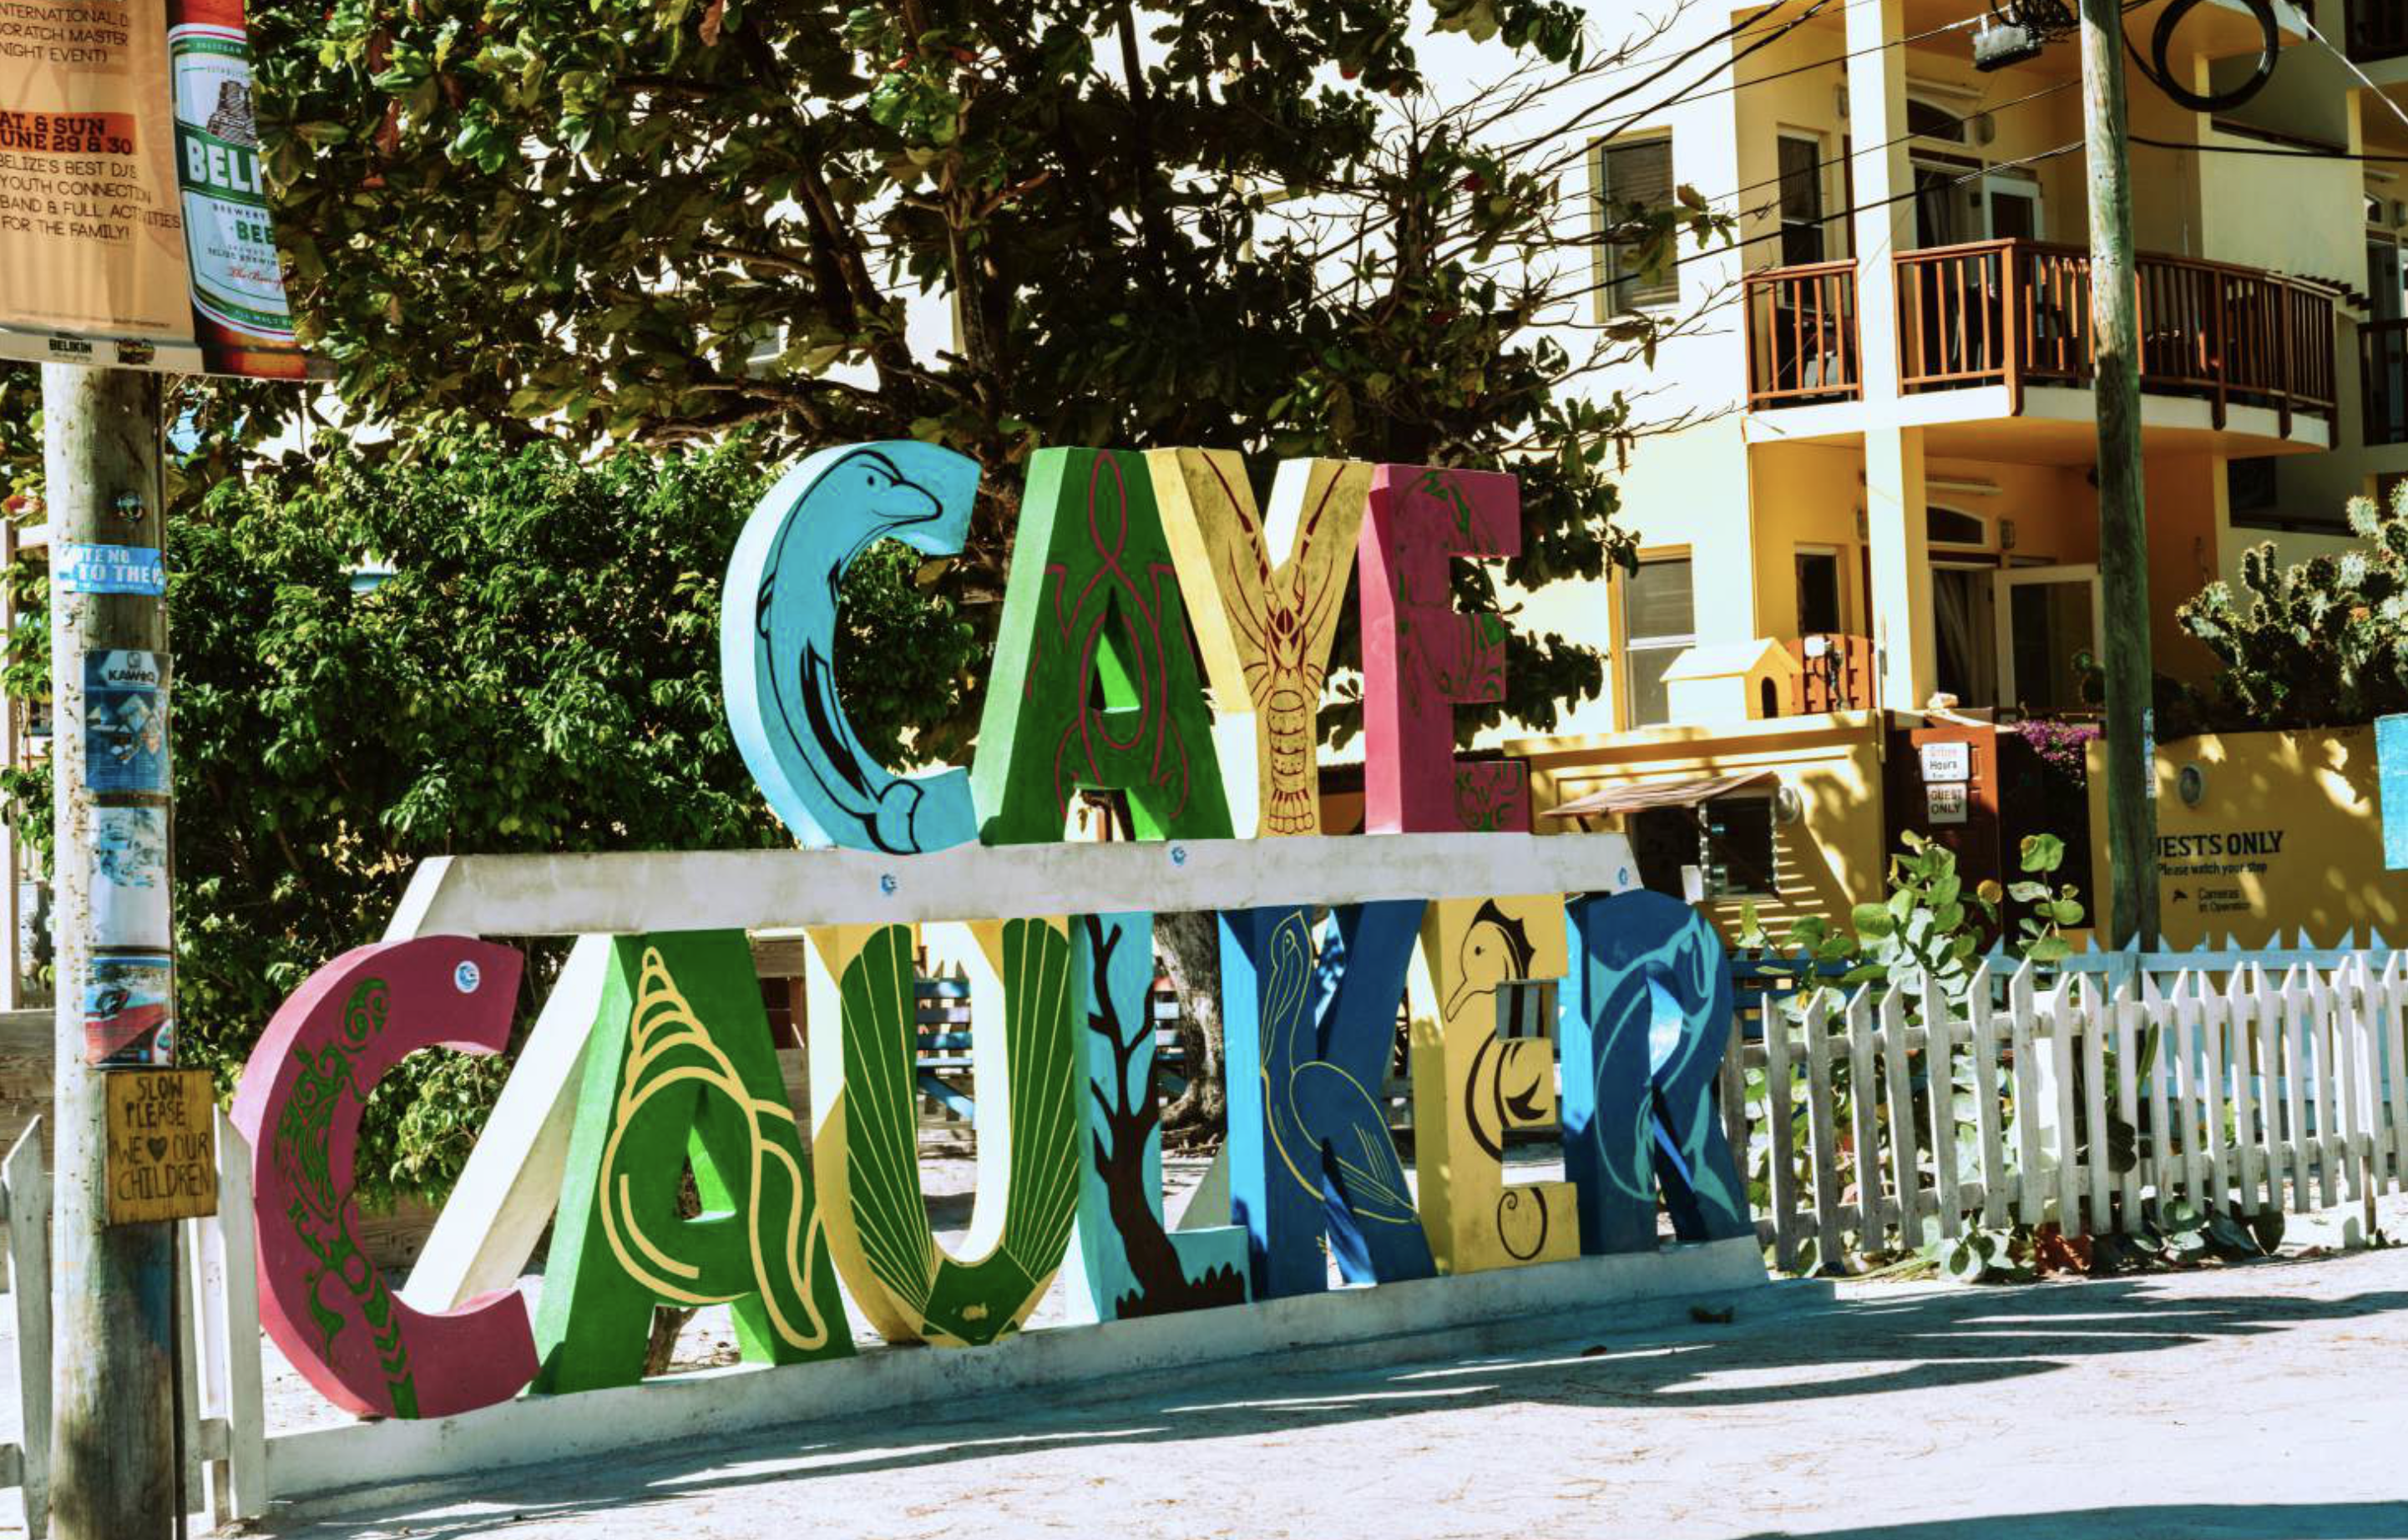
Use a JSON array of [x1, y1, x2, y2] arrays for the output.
[[974, 448, 1230, 843]]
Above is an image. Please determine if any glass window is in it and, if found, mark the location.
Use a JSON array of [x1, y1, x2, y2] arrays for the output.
[[1796, 550, 1843, 635], [1624, 557, 1695, 727], [1597, 136, 1678, 313], [1927, 504, 1988, 547], [1778, 135, 1826, 266], [2227, 457, 2279, 514], [1907, 97, 1966, 141], [1703, 796, 1778, 899]]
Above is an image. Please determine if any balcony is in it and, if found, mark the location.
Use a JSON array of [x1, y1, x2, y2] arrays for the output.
[[1744, 241, 2340, 432], [2348, 0, 2408, 61]]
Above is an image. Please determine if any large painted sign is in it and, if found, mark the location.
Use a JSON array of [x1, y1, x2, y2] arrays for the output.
[[237, 442, 1750, 1420]]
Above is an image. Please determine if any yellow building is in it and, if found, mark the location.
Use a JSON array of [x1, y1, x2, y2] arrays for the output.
[[1495, 0, 2408, 937]]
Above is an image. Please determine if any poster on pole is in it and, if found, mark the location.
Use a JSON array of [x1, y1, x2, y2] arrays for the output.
[[0, 0, 306, 377], [84, 646, 168, 792], [89, 804, 168, 947], [85, 948, 171, 1064]]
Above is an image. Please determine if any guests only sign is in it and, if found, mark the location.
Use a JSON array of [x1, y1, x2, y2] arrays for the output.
[[230, 443, 1750, 1421]]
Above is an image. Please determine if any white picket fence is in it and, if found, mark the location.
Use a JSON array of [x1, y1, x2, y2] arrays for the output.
[[0, 1125, 48, 1539], [3, 945, 2406, 1529], [1728, 951, 2408, 1271], [0, 1111, 264, 1538]]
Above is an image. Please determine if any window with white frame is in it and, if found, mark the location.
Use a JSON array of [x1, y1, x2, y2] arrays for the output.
[[1596, 134, 1678, 313], [1622, 556, 1695, 727]]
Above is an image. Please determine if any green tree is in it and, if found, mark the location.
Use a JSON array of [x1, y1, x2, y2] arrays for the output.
[[5, 429, 893, 1203], [246, 0, 1729, 753]]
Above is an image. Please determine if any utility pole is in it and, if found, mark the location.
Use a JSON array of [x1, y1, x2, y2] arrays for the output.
[[2079, 0, 2159, 948], [41, 363, 176, 1540]]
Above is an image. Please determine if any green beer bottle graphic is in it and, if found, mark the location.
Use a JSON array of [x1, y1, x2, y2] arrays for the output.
[[168, 0, 303, 377]]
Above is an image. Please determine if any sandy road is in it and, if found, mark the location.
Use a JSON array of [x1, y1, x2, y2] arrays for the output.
[[255, 1240, 2408, 1540]]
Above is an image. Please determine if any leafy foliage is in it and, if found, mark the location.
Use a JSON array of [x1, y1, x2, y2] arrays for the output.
[[241, 0, 1729, 753], [2002, 833, 2082, 966], [1746, 833, 2082, 1011], [3, 431, 849, 1203], [2178, 484, 2408, 729], [1734, 833, 2086, 1279], [1921, 1199, 2284, 1284]]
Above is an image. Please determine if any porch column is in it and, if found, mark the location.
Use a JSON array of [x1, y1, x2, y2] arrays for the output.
[[1845, 0, 1913, 403], [1864, 426, 1937, 712]]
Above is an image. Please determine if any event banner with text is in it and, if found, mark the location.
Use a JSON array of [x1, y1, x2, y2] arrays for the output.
[[0, 0, 304, 377]]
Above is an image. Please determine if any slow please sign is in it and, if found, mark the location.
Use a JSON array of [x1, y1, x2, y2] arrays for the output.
[[230, 443, 1747, 1421]]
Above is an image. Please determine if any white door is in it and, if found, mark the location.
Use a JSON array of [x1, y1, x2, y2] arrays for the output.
[[1993, 564, 2102, 714]]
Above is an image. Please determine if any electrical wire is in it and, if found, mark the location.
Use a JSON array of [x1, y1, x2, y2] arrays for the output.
[[1574, 0, 1885, 91], [1702, 79, 2075, 212], [2289, 2, 2408, 143], [1523, 0, 1845, 181], [1983, 0, 2281, 113], [2130, 134, 2408, 164], [1579, 139, 2082, 306], [1610, 7, 1995, 118], [2123, 0, 2281, 112]]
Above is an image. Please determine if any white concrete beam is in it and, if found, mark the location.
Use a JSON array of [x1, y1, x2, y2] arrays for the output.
[[382, 833, 1643, 939]]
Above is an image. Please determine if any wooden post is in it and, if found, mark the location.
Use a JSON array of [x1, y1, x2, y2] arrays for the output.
[[2080, 0, 2160, 947], [40, 363, 176, 1540]]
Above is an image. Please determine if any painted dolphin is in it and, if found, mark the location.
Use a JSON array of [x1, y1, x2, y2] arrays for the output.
[[721, 442, 981, 854]]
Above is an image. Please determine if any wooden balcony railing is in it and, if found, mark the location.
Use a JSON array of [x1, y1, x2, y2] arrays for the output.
[[1893, 240, 2337, 431], [2347, 0, 2408, 61], [1741, 259, 1860, 407], [1740, 241, 2339, 428], [1785, 633, 1874, 715], [2364, 318, 2408, 447]]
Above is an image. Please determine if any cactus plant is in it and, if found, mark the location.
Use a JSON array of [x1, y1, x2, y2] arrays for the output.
[[2177, 482, 2408, 729]]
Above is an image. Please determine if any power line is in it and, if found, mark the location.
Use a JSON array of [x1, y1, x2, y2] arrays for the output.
[[1524, 0, 1843, 177], [1574, 139, 2082, 308], [2291, 3, 2408, 143], [1610, 7, 1992, 116], [1530, 3, 2009, 190], [1700, 79, 2075, 211], [1576, 0, 1886, 90], [2129, 133, 2408, 165]]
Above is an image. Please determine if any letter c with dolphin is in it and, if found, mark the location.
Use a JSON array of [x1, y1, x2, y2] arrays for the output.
[[722, 442, 981, 853]]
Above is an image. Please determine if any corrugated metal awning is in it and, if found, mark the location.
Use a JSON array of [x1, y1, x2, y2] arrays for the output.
[[1542, 768, 1778, 819]]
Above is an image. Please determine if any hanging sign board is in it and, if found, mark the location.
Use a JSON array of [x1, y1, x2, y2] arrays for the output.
[[1926, 783, 1969, 825], [1919, 742, 1971, 783], [0, 0, 306, 377], [104, 1066, 215, 1223]]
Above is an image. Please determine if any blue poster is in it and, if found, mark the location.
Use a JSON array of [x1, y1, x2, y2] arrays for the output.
[[84, 650, 168, 794], [56, 545, 165, 595]]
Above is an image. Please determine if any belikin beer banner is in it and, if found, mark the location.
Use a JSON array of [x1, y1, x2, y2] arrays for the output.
[[233, 446, 1753, 1421], [0, 0, 303, 376]]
